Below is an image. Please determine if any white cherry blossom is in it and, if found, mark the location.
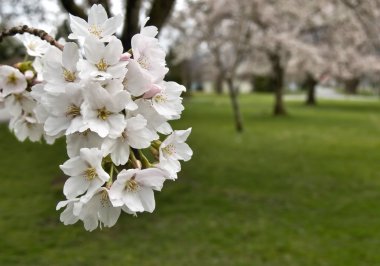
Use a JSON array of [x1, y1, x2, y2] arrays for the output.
[[158, 129, 193, 180], [80, 36, 127, 81], [81, 84, 134, 138], [60, 148, 110, 199], [42, 87, 86, 136], [151, 81, 186, 119], [74, 188, 122, 231], [102, 114, 158, 166], [131, 32, 168, 82], [43, 43, 81, 93], [133, 99, 172, 134], [0, 66, 27, 97], [109, 168, 166, 213], [69, 4, 123, 42], [17, 33, 50, 57]]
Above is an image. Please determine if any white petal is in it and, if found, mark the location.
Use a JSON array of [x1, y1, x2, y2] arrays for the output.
[[137, 187, 155, 213], [88, 4, 108, 25], [60, 157, 87, 176], [62, 42, 79, 71], [123, 192, 144, 212], [136, 168, 166, 190], [104, 38, 123, 65], [101, 14, 123, 36], [63, 176, 90, 199], [175, 142, 193, 161], [98, 204, 121, 228], [69, 15, 89, 39], [60, 203, 80, 225]]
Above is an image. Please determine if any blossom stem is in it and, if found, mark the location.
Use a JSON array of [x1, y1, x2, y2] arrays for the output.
[[129, 149, 142, 169], [0, 25, 64, 50], [107, 163, 116, 188], [138, 149, 152, 168], [151, 140, 162, 150]]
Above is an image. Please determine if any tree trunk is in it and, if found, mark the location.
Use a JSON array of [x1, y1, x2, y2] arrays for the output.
[[146, 0, 176, 31], [269, 53, 286, 115], [344, 78, 360, 94], [214, 72, 224, 94], [226, 77, 243, 132], [121, 0, 141, 50], [305, 75, 318, 105]]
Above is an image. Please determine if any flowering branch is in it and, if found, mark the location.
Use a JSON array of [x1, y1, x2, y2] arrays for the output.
[[0, 4, 193, 232], [0, 25, 63, 50]]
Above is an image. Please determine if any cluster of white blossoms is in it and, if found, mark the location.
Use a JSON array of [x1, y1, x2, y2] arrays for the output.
[[0, 4, 192, 231]]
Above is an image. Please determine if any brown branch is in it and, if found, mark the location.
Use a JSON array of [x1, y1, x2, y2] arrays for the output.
[[0, 25, 64, 51]]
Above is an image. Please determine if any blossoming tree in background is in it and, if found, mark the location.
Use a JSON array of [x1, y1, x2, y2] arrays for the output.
[[171, 0, 380, 117], [0, 4, 192, 231]]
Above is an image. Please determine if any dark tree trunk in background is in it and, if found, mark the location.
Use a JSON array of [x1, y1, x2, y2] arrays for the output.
[[226, 77, 243, 132], [215, 72, 224, 94], [344, 78, 360, 94], [59, 0, 176, 50], [146, 0, 176, 30], [269, 53, 286, 116], [305, 74, 318, 105], [181, 60, 192, 96], [60, 0, 86, 18], [121, 0, 142, 50]]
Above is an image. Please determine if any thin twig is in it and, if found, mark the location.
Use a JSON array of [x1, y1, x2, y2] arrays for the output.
[[0, 25, 63, 51]]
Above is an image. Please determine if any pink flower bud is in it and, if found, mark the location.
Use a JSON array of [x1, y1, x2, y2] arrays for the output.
[[24, 70, 34, 79], [120, 52, 131, 61], [143, 84, 162, 99]]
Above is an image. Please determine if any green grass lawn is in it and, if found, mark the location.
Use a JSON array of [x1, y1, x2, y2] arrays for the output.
[[1, 94, 380, 266]]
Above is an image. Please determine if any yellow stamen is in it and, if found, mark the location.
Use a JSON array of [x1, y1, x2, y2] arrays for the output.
[[66, 105, 81, 117], [84, 167, 97, 181], [63, 68, 76, 82], [7, 73, 18, 85], [154, 94, 167, 103], [89, 25, 102, 37], [137, 56, 149, 69], [97, 107, 112, 120], [96, 58, 109, 71], [100, 190, 110, 207], [125, 177, 139, 192], [163, 144, 175, 156]]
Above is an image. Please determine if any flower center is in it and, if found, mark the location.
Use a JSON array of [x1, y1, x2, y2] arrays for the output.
[[89, 24, 102, 37], [63, 68, 76, 82], [13, 93, 23, 101], [97, 107, 112, 120], [7, 73, 18, 85], [66, 104, 81, 117], [84, 167, 97, 181], [154, 93, 167, 103], [96, 58, 109, 71], [121, 131, 128, 140], [125, 177, 139, 192], [100, 190, 111, 207], [163, 144, 175, 156], [137, 55, 149, 69]]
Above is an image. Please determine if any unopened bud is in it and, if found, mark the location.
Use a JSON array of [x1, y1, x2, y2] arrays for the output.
[[143, 84, 161, 99], [120, 52, 131, 61]]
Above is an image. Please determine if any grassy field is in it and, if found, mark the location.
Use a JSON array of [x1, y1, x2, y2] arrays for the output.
[[1, 94, 380, 266]]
